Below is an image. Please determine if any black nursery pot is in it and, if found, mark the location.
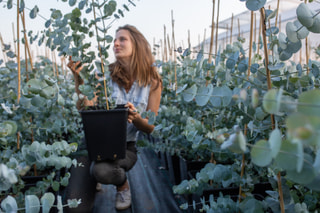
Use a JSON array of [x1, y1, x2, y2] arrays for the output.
[[79, 105, 128, 162]]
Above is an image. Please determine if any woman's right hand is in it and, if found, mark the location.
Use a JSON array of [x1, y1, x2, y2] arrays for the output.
[[67, 56, 83, 75]]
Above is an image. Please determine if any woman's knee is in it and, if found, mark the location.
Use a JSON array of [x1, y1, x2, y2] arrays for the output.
[[91, 162, 126, 185]]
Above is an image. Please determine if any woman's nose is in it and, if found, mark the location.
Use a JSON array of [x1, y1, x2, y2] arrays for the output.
[[114, 39, 119, 46]]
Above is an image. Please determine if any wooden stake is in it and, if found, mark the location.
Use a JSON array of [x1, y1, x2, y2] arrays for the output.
[[254, 13, 257, 44], [230, 13, 234, 44], [20, 10, 34, 71], [238, 124, 247, 203], [275, 0, 280, 28], [171, 10, 177, 92], [238, 18, 241, 38], [12, 23, 17, 54], [215, 0, 220, 56], [188, 29, 191, 49], [247, 11, 254, 80], [257, 13, 262, 56], [0, 33, 8, 63], [206, 0, 215, 86], [16, 0, 21, 104], [260, 7, 284, 213], [163, 25, 168, 62]]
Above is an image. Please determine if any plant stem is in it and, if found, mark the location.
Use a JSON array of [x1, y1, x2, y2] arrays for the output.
[[206, 0, 215, 86], [260, 7, 284, 213], [92, 0, 109, 110], [215, 0, 220, 57], [247, 11, 254, 80]]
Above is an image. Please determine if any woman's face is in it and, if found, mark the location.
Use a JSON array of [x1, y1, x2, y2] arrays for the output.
[[113, 29, 133, 62]]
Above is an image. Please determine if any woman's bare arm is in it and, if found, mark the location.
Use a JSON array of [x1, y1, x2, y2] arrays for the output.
[[126, 79, 162, 134]]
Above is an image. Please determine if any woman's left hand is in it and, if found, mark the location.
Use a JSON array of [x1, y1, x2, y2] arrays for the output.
[[125, 102, 139, 123]]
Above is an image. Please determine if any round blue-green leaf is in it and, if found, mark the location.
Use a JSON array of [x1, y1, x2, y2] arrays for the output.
[[246, 0, 266, 11], [29, 5, 39, 19], [268, 62, 285, 71], [195, 84, 213, 106], [31, 95, 46, 107], [41, 193, 55, 213], [279, 49, 293, 61], [286, 22, 299, 43], [286, 154, 315, 185], [78, 0, 86, 10], [307, 16, 320, 33], [286, 39, 302, 54], [238, 59, 248, 73], [297, 3, 314, 28], [176, 84, 188, 94], [2, 121, 18, 136], [274, 140, 299, 171], [311, 63, 320, 78], [45, 20, 51, 28], [182, 84, 197, 102], [69, 0, 77, 6], [25, 195, 40, 213], [40, 85, 58, 99], [221, 132, 246, 154], [294, 21, 309, 39], [250, 63, 259, 73], [1, 196, 18, 212], [268, 128, 282, 158], [251, 139, 272, 167], [297, 89, 320, 117], [305, 175, 320, 191], [7, 0, 13, 9], [262, 89, 280, 114], [278, 32, 287, 49], [226, 57, 236, 69], [210, 86, 233, 108], [25, 79, 46, 94]]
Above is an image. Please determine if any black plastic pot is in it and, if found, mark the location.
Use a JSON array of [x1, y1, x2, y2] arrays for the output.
[[80, 106, 128, 161]]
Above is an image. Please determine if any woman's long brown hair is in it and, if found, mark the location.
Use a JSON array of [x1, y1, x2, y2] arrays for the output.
[[109, 25, 162, 91]]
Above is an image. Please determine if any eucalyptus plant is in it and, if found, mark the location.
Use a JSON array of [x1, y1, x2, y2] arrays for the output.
[[0, 0, 137, 212], [148, 1, 320, 212]]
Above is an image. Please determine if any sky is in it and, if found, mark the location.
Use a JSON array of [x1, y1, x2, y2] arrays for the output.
[[0, 0, 248, 60]]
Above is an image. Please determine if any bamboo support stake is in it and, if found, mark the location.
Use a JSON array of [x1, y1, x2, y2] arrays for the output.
[[188, 30, 191, 49], [20, 10, 34, 70], [12, 23, 17, 54], [257, 13, 262, 56], [238, 18, 240, 38], [16, 0, 21, 104], [163, 25, 168, 62], [16, 0, 21, 151], [238, 124, 247, 204], [247, 11, 254, 80], [171, 10, 177, 92], [304, 0, 310, 74], [305, 37, 310, 74], [275, 0, 280, 28], [215, 0, 220, 56], [206, 0, 215, 86], [92, 0, 109, 109], [254, 13, 257, 44], [0, 34, 8, 63], [260, 7, 284, 213], [230, 13, 234, 44]]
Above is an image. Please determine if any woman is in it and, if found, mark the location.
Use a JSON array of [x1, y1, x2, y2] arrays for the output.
[[67, 24, 162, 210]]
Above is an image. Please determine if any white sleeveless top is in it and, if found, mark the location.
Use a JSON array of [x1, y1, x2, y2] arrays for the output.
[[109, 80, 151, 142]]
